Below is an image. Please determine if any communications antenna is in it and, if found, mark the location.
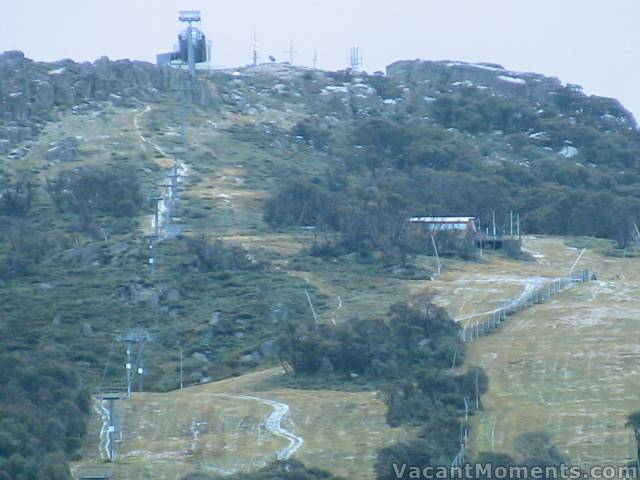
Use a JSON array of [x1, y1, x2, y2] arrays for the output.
[[348, 47, 362, 71], [313, 50, 318, 69], [284, 41, 299, 64], [251, 32, 260, 66]]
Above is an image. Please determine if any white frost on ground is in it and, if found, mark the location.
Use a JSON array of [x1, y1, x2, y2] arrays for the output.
[[497, 75, 527, 85], [215, 393, 304, 460], [94, 400, 111, 460], [133, 105, 190, 237]]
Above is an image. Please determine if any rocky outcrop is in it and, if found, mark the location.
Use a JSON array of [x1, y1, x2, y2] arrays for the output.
[[320, 82, 382, 115], [45, 136, 79, 163], [386, 59, 562, 103], [0, 50, 215, 149], [386, 59, 637, 128]]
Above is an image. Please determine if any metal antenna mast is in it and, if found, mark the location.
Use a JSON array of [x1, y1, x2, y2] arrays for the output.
[[251, 32, 260, 66], [348, 47, 362, 71], [313, 50, 318, 69], [284, 41, 298, 64]]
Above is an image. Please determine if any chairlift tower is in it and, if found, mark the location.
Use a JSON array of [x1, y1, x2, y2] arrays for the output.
[[179, 10, 202, 77], [94, 387, 128, 462], [114, 329, 153, 395]]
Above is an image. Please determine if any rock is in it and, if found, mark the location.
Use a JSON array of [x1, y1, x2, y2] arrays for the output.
[[82, 323, 95, 337], [129, 284, 159, 310], [319, 356, 334, 373], [258, 339, 277, 357], [559, 145, 578, 158], [0, 126, 32, 143], [51, 313, 62, 325], [349, 83, 381, 114], [192, 352, 208, 363], [109, 241, 129, 257], [45, 136, 79, 163], [166, 288, 180, 302], [61, 244, 99, 264], [188, 371, 204, 383], [386, 59, 564, 106], [38, 283, 52, 291], [210, 311, 221, 325], [33, 79, 55, 108], [349, 372, 359, 379], [239, 351, 261, 363]]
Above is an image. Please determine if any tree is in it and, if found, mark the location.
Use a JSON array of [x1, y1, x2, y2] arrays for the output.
[[626, 412, 640, 463]]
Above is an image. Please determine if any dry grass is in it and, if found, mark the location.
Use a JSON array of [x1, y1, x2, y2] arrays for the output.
[[465, 237, 640, 467], [75, 368, 413, 480], [51, 98, 638, 475]]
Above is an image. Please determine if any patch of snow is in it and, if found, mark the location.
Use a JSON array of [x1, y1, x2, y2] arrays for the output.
[[451, 80, 474, 88], [559, 145, 578, 158], [324, 85, 349, 94], [382, 98, 397, 105], [48, 67, 65, 75], [446, 61, 504, 72], [528, 131, 550, 141], [423, 96, 436, 102], [497, 75, 527, 85]]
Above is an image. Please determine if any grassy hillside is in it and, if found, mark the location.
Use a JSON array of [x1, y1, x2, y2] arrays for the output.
[[74, 369, 414, 480], [467, 238, 640, 467], [3, 51, 640, 479]]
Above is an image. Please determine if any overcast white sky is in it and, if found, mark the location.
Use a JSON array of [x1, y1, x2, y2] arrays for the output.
[[2, 1, 639, 118]]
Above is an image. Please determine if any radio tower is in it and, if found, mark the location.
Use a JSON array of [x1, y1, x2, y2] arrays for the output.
[[284, 41, 298, 64], [348, 47, 363, 71], [251, 32, 260, 66]]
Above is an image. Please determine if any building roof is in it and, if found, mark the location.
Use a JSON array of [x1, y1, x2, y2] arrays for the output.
[[409, 216, 476, 223]]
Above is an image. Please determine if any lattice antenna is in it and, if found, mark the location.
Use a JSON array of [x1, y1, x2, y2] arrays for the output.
[[348, 47, 362, 71], [251, 32, 260, 66], [284, 41, 299, 64]]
